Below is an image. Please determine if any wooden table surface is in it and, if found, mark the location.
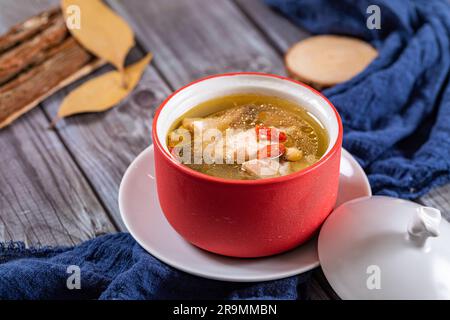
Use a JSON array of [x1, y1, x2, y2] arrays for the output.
[[1, 0, 449, 300]]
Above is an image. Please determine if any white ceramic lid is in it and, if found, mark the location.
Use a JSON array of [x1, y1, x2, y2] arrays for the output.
[[318, 196, 450, 300]]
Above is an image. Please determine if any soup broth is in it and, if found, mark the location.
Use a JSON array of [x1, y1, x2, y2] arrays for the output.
[[167, 94, 329, 180]]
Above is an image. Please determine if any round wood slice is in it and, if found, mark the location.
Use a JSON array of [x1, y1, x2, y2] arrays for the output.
[[285, 35, 377, 89]]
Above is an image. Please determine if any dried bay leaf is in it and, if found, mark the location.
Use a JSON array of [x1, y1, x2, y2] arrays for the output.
[[61, 0, 135, 72], [51, 53, 152, 125]]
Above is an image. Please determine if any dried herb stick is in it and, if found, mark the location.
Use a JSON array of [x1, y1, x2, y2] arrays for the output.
[[0, 8, 105, 129]]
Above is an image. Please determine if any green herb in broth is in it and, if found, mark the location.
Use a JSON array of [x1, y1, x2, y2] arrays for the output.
[[167, 94, 329, 180]]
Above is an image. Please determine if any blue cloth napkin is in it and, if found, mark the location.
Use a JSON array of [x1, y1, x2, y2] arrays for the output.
[[2, 0, 450, 300], [266, 0, 450, 199], [0, 233, 310, 299]]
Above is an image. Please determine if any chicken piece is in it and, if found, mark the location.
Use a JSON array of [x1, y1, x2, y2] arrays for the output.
[[242, 158, 281, 178], [182, 106, 244, 132], [242, 159, 293, 178], [182, 118, 223, 133], [223, 129, 287, 163]]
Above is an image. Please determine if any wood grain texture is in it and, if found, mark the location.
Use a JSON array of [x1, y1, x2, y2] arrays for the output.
[[313, 269, 340, 300], [0, 0, 116, 246], [307, 276, 333, 300], [235, 0, 310, 53], [0, 0, 59, 34], [0, 7, 61, 53], [0, 9, 65, 84], [0, 38, 104, 129], [419, 184, 450, 221], [0, 9, 64, 81], [0, 108, 116, 246], [109, 0, 284, 87]]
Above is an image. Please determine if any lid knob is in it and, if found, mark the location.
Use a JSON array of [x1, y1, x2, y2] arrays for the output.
[[407, 206, 441, 247]]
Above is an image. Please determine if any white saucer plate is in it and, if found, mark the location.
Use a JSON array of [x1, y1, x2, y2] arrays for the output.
[[119, 146, 371, 282]]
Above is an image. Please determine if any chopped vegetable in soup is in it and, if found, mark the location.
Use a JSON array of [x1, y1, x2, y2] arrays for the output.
[[167, 94, 328, 180]]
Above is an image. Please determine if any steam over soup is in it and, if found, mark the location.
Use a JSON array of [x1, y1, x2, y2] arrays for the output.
[[167, 94, 329, 180]]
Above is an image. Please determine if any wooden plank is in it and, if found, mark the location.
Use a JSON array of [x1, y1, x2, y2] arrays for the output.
[[235, 0, 310, 53], [419, 184, 450, 221], [41, 50, 172, 230], [109, 0, 285, 87], [313, 269, 340, 300], [306, 277, 332, 300], [0, 0, 116, 246], [0, 107, 116, 246]]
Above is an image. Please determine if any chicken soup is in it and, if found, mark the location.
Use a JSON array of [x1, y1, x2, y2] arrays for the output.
[[167, 94, 328, 180]]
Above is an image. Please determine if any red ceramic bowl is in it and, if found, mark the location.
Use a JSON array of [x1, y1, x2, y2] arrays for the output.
[[152, 73, 343, 258]]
